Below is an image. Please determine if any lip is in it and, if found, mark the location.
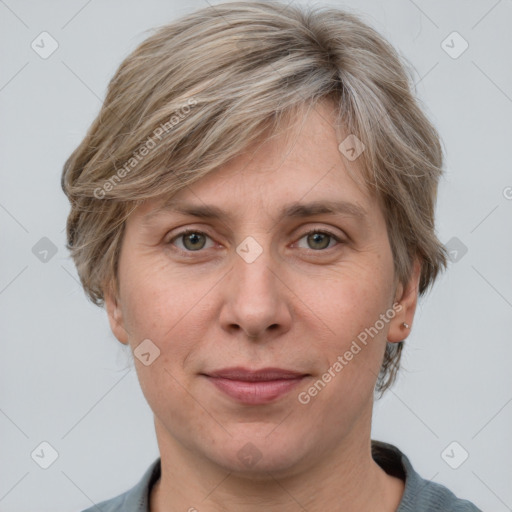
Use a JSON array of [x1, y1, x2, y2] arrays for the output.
[[203, 367, 309, 405]]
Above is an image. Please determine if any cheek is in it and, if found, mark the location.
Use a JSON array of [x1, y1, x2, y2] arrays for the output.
[[116, 273, 203, 411], [120, 255, 212, 340], [300, 257, 395, 341], [296, 256, 395, 398], [119, 263, 207, 425]]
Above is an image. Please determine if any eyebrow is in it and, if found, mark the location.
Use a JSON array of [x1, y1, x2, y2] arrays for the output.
[[142, 199, 368, 226]]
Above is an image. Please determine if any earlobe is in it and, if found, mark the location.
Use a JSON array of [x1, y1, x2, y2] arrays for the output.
[[104, 286, 129, 345], [387, 258, 422, 343]]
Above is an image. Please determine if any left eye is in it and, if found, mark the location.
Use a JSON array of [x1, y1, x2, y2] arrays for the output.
[[170, 231, 215, 251], [296, 230, 340, 250]]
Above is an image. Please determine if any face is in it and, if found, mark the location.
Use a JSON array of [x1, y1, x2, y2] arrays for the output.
[[106, 101, 419, 478]]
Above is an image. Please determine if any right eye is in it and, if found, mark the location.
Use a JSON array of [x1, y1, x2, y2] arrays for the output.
[[168, 230, 215, 252]]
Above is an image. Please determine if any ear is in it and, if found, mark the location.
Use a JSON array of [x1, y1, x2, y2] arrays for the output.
[[387, 257, 422, 343], [104, 284, 129, 345]]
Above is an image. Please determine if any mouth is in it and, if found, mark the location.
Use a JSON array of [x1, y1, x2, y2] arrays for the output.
[[201, 367, 310, 405]]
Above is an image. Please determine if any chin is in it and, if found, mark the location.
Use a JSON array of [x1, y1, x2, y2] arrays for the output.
[[206, 432, 311, 478]]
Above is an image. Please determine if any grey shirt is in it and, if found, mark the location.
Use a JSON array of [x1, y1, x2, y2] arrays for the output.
[[80, 441, 482, 511]]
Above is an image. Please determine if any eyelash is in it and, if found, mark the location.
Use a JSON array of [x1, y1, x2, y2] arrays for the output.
[[167, 228, 343, 254]]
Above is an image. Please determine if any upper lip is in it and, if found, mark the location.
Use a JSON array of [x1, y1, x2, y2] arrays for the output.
[[204, 367, 308, 381]]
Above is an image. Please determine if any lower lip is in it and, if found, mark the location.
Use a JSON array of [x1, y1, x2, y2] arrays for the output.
[[205, 376, 306, 404]]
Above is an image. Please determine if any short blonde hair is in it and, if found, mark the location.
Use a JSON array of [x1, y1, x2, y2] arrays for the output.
[[61, 1, 448, 393]]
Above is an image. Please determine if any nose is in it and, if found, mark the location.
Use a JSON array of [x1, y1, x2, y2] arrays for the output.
[[218, 244, 293, 341]]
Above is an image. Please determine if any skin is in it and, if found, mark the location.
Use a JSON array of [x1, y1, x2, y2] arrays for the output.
[[105, 100, 421, 511]]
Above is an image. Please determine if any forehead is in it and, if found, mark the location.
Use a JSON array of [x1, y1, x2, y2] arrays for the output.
[[134, 101, 379, 224]]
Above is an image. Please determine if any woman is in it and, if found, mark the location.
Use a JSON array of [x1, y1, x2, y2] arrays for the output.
[[62, 2, 481, 510]]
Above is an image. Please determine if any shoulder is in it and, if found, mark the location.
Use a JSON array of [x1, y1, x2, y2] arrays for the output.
[[80, 458, 161, 512], [371, 440, 482, 512]]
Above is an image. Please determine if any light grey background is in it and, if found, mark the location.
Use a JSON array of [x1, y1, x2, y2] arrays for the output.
[[1, 0, 511, 511]]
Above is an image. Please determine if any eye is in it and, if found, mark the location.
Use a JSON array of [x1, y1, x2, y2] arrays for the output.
[[296, 229, 341, 250], [168, 230, 215, 252]]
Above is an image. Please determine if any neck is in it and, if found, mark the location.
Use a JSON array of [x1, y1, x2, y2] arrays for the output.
[[150, 412, 404, 512]]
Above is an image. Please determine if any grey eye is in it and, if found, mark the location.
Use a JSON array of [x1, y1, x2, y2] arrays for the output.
[[296, 230, 339, 250], [306, 232, 332, 250], [182, 232, 206, 250], [171, 231, 214, 251]]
